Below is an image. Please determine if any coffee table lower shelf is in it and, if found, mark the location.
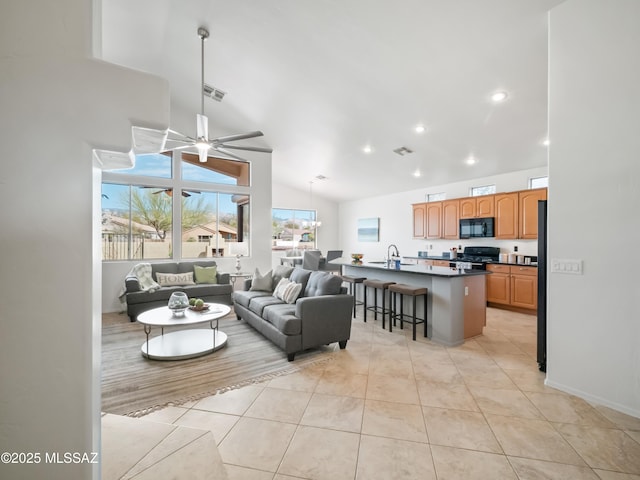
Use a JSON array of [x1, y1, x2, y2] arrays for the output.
[[141, 329, 228, 361]]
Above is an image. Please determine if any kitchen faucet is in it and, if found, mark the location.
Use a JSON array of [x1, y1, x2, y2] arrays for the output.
[[387, 244, 400, 266]]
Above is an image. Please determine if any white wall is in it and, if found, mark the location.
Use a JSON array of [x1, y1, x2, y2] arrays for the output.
[[546, 0, 640, 417], [0, 2, 170, 479], [338, 167, 547, 262]]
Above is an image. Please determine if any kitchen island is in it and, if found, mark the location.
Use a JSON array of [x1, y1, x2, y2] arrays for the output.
[[334, 259, 490, 346]]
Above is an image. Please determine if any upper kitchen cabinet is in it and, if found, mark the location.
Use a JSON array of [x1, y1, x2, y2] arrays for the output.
[[459, 195, 495, 219], [412, 203, 427, 238], [425, 201, 443, 239], [518, 188, 547, 239], [442, 200, 460, 239], [495, 192, 519, 239], [495, 188, 547, 239]]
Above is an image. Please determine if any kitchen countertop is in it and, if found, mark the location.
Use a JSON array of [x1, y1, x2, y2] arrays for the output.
[[331, 258, 490, 277], [403, 255, 538, 267]]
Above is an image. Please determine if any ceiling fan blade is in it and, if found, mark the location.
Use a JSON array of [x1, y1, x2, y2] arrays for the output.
[[213, 131, 264, 143], [214, 147, 249, 162], [167, 129, 195, 141], [196, 114, 209, 141], [217, 144, 273, 154]]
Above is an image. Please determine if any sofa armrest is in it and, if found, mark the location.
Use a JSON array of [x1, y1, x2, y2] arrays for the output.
[[217, 272, 230, 285], [295, 294, 353, 348], [125, 275, 141, 293]]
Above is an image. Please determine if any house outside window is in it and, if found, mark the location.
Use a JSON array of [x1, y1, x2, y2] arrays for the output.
[[470, 185, 496, 196], [271, 208, 318, 251], [102, 151, 251, 261]]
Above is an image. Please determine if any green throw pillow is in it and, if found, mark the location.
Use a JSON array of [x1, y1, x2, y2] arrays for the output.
[[194, 265, 218, 284]]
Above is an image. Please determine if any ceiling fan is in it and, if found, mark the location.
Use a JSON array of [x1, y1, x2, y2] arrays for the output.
[[164, 27, 273, 163]]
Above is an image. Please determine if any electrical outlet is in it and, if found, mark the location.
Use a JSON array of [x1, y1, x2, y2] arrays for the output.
[[514, 246, 518, 252], [429, 244, 433, 250], [464, 286, 469, 296]]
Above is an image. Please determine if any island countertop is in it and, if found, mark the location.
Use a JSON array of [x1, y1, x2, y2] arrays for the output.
[[330, 258, 491, 277]]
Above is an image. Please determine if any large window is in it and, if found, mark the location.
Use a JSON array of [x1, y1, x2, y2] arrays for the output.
[[102, 152, 250, 261], [271, 208, 318, 251]]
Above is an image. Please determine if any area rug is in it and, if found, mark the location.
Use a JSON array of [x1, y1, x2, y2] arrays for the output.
[[101, 312, 335, 417]]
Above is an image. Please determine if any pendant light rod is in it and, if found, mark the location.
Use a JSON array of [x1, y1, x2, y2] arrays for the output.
[[197, 27, 209, 117]]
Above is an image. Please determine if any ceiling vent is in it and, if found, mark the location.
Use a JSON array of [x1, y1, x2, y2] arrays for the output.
[[203, 83, 226, 102], [393, 146, 413, 156], [315, 174, 327, 181]]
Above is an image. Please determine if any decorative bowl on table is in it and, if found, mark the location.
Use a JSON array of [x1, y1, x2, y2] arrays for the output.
[[168, 292, 189, 317], [189, 303, 210, 312], [351, 253, 364, 264]]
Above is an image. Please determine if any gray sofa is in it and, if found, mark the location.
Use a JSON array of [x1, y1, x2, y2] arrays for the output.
[[233, 266, 353, 361], [124, 260, 233, 321]]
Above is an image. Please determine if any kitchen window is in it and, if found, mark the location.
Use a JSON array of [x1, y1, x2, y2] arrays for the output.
[[426, 192, 446, 202], [470, 185, 496, 196], [529, 176, 549, 189]]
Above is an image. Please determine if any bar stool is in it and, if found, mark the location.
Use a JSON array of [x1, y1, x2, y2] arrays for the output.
[[363, 279, 396, 328], [341, 275, 366, 318], [389, 284, 428, 341]]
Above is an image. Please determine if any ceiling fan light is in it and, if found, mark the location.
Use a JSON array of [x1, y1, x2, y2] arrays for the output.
[[196, 143, 210, 162]]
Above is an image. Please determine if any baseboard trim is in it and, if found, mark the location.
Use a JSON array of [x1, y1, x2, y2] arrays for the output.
[[544, 378, 640, 420]]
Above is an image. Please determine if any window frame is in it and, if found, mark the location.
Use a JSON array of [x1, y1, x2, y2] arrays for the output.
[[102, 151, 252, 262]]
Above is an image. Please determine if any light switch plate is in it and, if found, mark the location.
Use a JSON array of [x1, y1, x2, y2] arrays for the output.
[[551, 258, 583, 275]]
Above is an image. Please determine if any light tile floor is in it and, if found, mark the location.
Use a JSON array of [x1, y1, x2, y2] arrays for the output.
[[104, 307, 640, 479]]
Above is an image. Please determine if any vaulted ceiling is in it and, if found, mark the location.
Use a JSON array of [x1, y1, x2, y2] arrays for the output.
[[101, 0, 564, 202]]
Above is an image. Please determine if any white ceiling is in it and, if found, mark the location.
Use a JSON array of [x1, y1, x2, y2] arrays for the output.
[[101, 0, 563, 202]]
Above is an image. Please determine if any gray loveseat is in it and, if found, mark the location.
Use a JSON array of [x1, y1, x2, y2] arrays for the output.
[[233, 266, 353, 361], [124, 260, 233, 321]]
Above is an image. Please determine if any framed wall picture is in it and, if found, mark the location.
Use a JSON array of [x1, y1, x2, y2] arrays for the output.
[[357, 217, 379, 242]]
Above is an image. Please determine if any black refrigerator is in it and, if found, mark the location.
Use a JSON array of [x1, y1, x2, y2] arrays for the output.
[[537, 200, 548, 372]]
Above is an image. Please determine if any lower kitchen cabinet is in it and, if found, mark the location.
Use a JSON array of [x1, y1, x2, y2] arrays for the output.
[[486, 264, 537, 311]]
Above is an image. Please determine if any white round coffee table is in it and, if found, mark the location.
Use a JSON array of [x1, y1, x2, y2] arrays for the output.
[[136, 304, 231, 360]]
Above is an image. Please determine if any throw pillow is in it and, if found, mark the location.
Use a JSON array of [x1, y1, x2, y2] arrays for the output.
[[156, 271, 195, 287], [273, 277, 290, 299], [272, 264, 294, 290], [194, 265, 218, 284], [250, 268, 273, 292], [274, 278, 302, 304]]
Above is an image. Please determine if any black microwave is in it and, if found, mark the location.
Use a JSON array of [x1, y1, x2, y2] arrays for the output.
[[459, 217, 495, 238]]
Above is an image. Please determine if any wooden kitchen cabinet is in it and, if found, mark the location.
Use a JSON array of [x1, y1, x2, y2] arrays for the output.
[[518, 188, 547, 239], [425, 202, 442, 239], [433, 260, 452, 267], [510, 266, 538, 309], [412, 203, 426, 238], [486, 264, 511, 304], [486, 264, 537, 311], [459, 195, 495, 219], [442, 200, 459, 239], [494, 192, 519, 239]]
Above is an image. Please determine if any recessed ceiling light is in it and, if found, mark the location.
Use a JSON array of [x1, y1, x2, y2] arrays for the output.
[[491, 91, 508, 102], [414, 124, 426, 134], [542, 138, 550, 147], [413, 169, 422, 178], [363, 145, 372, 154], [465, 155, 477, 165]]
